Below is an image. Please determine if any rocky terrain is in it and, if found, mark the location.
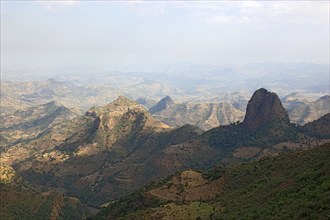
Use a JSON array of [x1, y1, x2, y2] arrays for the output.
[[148, 92, 329, 131], [150, 96, 245, 131], [2, 78, 329, 132], [0, 101, 77, 149], [93, 143, 330, 220], [288, 95, 330, 125], [242, 88, 289, 131], [1, 88, 329, 219], [0, 183, 84, 219], [0, 79, 120, 114]]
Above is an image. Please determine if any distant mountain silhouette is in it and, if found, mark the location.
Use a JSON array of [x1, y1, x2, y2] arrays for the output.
[[149, 95, 174, 114]]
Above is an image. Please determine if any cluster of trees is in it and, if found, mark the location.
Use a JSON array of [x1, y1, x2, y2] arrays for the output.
[[92, 144, 330, 220], [206, 120, 299, 149]]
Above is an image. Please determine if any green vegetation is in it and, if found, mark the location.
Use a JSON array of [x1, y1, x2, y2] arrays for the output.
[[213, 143, 330, 219], [124, 202, 219, 220], [93, 143, 330, 219], [206, 120, 299, 149], [3, 94, 328, 219], [90, 189, 165, 220], [0, 183, 84, 220]]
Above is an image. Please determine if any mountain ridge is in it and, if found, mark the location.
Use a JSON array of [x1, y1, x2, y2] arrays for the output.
[[1, 89, 329, 215]]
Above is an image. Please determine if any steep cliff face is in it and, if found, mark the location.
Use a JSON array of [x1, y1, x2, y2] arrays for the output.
[[85, 96, 170, 146], [289, 95, 330, 125], [4, 92, 329, 214], [150, 98, 244, 131], [242, 88, 289, 130]]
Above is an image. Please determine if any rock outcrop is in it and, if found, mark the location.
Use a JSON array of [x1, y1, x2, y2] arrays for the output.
[[150, 98, 244, 131], [242, 88, 289, 130], [289, 95, 330, 125]]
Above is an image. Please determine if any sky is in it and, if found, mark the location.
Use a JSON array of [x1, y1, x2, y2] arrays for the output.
[[1, 1, 329, 71]]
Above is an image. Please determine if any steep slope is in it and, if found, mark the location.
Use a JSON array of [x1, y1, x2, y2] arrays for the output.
[[0, 101, 78, 148], [93, 143, 330, 220], [151, 97, 244, 131], [3, 90, 329, 215], [4, 97, 219, 206], [149, 96, 174, 114], [303, 113, 330, 138], [281, 91, 319, 111], [289, 95, 330, 125], [206, 88, 297, 151], [242, 88, 289, 131], [0, 183, 84, 220]]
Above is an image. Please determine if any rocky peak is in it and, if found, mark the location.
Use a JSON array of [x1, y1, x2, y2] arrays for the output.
[[88, 96, 142, 114], [242, 88, 289, 130], [85, 96, 169, 133], [149, 95, 174, 114], [85, 96, 145, 129]]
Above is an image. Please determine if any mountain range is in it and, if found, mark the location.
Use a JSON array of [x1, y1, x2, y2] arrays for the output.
[[148, 96, 244, 131], [1, 88, 329, 219], [0, 101, 77, 148], [2, 78, 329, 136], [147, 93, 329, 130]]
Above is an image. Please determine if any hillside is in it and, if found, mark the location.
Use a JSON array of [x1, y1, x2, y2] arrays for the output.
[[150, 97, 244, 131], [0, 79, 120, 114], [2, 79, 329, 128], [288, 95, 330, 125], [149, 96, 175, 114], [1, 96, 232, 207], [0, 101, 77, 148], [93, 143, 330, 220], [0, 183, 84, 220], [303, 113, 330, 138], [205, 89, 297, 151], [149, 92, 330, 130], [1, 88, 329, 215]]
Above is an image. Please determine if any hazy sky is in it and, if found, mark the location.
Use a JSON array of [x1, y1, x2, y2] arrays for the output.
[[1, 1, 329, 71]]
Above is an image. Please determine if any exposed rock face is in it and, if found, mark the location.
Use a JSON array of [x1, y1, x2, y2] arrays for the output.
[[289, 95, 330, 125], [86, 96, 145, 130], [3, 96, 177, 205], [243, 88, 289, 130], [85, 96, 170, 145], [150, 97, 244, 131], [149, 96, 174, 114], [4, 93, 328, 212]]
